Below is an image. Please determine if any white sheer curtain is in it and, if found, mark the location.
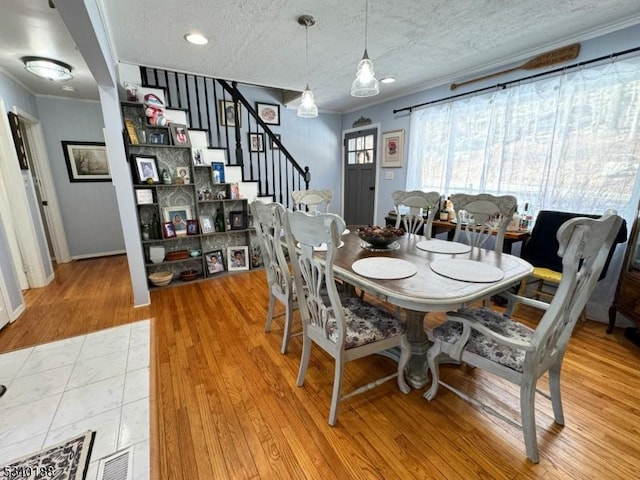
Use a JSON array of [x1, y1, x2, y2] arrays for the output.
[[406, 56, 640, 323]]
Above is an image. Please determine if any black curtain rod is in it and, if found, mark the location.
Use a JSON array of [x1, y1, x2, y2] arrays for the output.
[[393, 45, 640, 114]]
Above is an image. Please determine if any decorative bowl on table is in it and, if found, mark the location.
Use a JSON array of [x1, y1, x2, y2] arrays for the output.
[[148, 271, 173, 287], [180, 269, 198, 281], [356, 225, 405, 249]]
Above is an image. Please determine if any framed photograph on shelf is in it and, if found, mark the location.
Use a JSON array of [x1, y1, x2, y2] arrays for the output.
[[218, 100, 241, 127], [163, 222, 177, 239], [230, 211, 246, 230], [271, 134, 281, 150], [255, 102, 280, 125], [124, 119, 139, 145], [205, 250, 226, 276], [192, 148, 204, 166], [227, 246, 249, 271], [211, 162, 225, 183], [135, 188, 155, 205], [199, 215, 215, 234], [169, 123, 191, 147], [381, 129, 404, 168], [162, 205, 192, 236], [175, 166, 190, 184], [62, 141, 110, 182], [186, 219, 199, 235], [248, 133, 264, 152], [132, 154, 160, 184]]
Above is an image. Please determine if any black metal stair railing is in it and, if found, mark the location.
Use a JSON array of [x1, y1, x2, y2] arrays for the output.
[[140, 67, 310, 208]]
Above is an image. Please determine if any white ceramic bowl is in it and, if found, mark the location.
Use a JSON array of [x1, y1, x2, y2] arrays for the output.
[[148, 271, 173, 287]]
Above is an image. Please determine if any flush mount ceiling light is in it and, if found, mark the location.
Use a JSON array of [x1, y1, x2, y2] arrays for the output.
[[297, 15, 318, 118], [22, 56, 72, 82], [380, 76, 396, 84], [184, 33, 208, 45], [351, 0, 379, 97]]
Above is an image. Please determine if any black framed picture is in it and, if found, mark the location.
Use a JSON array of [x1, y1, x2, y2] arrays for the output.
[[169, 123, 191, 147], [218, 100, 242, 127], [62, 141, 110, 182], [255, 102, 280, 125], [132, 154, 160, 184], [248, 133, 264, 152], [230, 211, 246, 230], [8, 112, 28, 170], [205, 250, 226, 276], [271, 134, 281, 150]]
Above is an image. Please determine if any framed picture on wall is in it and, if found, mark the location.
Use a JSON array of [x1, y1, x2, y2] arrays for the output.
[[255, 102, 280, 125], [381, 130, 405, 168], [248, 133, 264, 152], [218, 100, 242, 127], [62, 141, 111, 182], [271, 134, 281, 150]]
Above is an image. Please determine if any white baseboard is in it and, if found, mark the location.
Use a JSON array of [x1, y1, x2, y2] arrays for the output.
[[71, 250, 126, 260]]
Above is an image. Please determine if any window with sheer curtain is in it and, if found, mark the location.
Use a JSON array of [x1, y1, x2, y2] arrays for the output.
[[406, 56, 640, 222]]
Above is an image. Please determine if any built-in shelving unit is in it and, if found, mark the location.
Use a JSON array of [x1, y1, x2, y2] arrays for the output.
[[122, 96, 255, 289]]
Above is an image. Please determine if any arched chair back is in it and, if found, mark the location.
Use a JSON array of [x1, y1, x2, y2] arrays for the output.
[[284, 210, 410, 426], [450, 193, 517, 251], [291, 189, 332, 214], [250, 201, 297, 354], [425, 211, 623, 463], [392, 190, 441, 236]]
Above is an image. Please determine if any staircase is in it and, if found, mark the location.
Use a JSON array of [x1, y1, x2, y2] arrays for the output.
[[139, 67, 310, 208]]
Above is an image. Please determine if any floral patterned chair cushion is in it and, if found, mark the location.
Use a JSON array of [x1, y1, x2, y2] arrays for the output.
[[327, 297, 406, 349], [430, 307, 534, 372]]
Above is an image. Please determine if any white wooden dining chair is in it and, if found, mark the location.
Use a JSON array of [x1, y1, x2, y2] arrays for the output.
[[424, 211, 623, 463], [250, 201, 297, 354], [449, 193, 517, 251], [291, 189, 332, 214], [392, 190, 441, 236], [284, 210, 411, 426]]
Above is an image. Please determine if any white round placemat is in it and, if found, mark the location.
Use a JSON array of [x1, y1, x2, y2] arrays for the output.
[[352, 257, 418, 280], [430, 259, 504, 282], [416, 239, 471, 254]]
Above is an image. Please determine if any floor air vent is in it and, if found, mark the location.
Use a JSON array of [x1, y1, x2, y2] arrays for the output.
[[96, 447, 134, 480]]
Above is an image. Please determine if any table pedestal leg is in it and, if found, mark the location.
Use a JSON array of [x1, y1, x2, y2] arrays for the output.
[[404, 309, 431, 389]]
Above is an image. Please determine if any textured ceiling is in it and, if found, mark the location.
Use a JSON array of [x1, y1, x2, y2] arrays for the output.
[[1, 0, 640, 112]]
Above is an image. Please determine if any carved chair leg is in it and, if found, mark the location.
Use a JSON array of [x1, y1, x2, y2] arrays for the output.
[[280, 302, 292, 354], [520, 379, 540, 464], [548, 362, 565, 425], [328, 357, 345, 426], [265, 294, 276, 332], [296, 332, 312, 387]]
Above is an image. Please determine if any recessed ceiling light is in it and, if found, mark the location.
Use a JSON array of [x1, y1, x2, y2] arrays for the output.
[[62, 85, 75, 91], [184, 33, 208, 45], [380, 77, 396, 84], [22, 56, 72, 81]]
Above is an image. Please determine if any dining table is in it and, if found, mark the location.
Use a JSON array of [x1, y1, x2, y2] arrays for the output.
[[322, 230, 533, 389]]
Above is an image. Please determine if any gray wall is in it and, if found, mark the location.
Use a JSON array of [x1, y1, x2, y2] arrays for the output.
[[35, 96, 125, 257]]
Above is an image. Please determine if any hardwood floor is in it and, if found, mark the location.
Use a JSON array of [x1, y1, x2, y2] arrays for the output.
[[1, 254, 640, 479]]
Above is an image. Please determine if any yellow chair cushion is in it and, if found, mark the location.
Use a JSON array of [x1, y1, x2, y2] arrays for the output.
[[532, 267, 562, 284]]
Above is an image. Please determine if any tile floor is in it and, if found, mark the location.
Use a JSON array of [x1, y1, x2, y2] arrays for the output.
[[0, 320, 150, 480]]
